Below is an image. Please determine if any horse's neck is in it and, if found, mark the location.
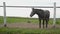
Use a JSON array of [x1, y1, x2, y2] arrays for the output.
[[36, 11, 44, 18], [36, 11, 41, 15]]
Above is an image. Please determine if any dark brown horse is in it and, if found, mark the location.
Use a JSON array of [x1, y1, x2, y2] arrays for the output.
[[30, 8, 50, 28]]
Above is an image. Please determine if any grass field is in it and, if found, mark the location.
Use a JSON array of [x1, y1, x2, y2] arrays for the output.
[[0, 16, 60, 34], [0, 27, 60, 34], [0, 16, 60, 24]]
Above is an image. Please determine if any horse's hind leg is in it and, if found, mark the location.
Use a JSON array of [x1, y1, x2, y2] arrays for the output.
[[46, 20, 48, 28]]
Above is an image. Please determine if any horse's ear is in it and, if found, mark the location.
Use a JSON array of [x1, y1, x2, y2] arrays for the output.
[[32, 8, 34, 10], [32, 8, 34, 12]]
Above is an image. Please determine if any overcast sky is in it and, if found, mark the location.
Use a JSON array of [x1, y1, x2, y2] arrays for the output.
[[0, 0, 60, 18]]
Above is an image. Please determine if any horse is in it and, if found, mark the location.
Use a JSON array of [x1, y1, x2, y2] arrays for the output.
[[30, 8, 50, 28]]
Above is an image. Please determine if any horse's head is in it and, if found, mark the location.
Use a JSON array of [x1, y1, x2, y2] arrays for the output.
[[30, 8, 44, 17], [30, 8, 36, 17]]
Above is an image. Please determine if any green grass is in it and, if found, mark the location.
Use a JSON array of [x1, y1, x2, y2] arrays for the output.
[[0, 16, 39, 24], [0, 16, 60, 24], [0, 27, 60, 34], [0, 16, 60, 34]]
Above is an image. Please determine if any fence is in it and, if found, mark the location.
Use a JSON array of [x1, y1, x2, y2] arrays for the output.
[[0, 2, 60, 27]]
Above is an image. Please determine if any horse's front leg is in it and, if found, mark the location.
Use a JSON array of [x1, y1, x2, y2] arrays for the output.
[[39, 19, 41, 28], [43, 19, 44, 28]]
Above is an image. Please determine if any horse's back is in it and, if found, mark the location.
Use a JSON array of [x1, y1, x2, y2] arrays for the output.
[[44, 10, 50, 20]]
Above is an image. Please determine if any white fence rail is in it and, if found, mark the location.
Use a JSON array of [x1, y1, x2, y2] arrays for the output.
[[0, 6, 60, 8], [1, 2, 59, 27]]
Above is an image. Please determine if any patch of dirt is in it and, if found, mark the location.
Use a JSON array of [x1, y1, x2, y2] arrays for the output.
[[0, 23, 60, 29]]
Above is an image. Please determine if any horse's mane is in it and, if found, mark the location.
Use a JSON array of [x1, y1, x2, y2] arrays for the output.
[[34, 9, 44, 11]]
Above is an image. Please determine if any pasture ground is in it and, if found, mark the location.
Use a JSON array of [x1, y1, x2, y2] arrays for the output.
[[0, 23, 60, 29], [0, 16, 60, 34], [0, 25, 60, 34], [0, 23, 60, 34]]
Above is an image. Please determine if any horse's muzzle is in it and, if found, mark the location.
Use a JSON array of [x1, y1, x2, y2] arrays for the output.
[[30, 15, 32, 17]]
